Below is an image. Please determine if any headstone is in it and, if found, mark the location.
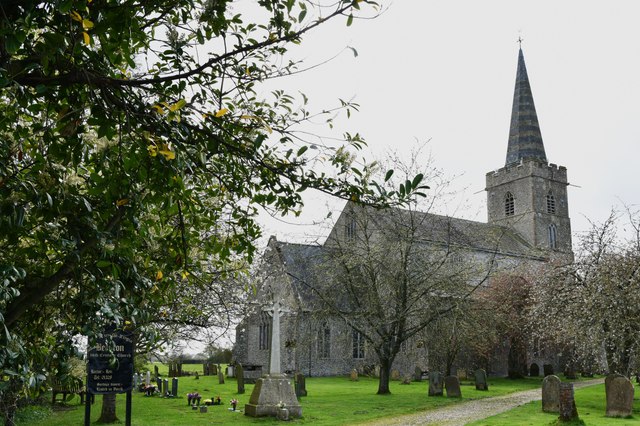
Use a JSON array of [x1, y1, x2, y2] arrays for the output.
[[350, 369, 358, 381], [543, 364, 554, 377], [171, 377, 178, 397], [162, 379, 168, 396], [541, 375, 561, 413], [374, 365, 380, 378], [558, 382, 579, 422], [236, 363, 245, 394], [606, 375, 634, 418], [154, 365, 159, 378], [605, 373, 626, 395], [211, 364, 218, 375], [146, 371, 151, 386], [401, 375, 412, 385], [133, 373, 139, 388], [226, 365, 235, 378], [156, 377, 162, 392], [428, 371, 443, 396], [444, 376, 462, 398], [295, 372, 307, 397], [391, 369, 401, 381], [203, 362, 209, 376], [529, 363, 540, 377], [474, 369, 488, 391], [414, 367, 423, 382], [218, 370, 225, 385]]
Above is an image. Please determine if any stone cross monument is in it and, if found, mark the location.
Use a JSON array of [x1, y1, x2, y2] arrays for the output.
[[264, 300, 288, 375], [245, 298, 301, 418]]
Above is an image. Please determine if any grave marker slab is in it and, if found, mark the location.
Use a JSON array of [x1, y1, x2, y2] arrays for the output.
[[606, 375, 634, 418], [474, 369, 488, 391], [444, 376, 461, 398], [559, 382, 579, 422], [236, 363, 245, 394], [541, 375, 560, 413], [295, 372, 307, 397], [428, 371, 443, 396]]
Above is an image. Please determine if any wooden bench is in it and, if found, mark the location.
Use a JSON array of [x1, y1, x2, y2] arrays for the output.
[[51, 377, 93, 405]]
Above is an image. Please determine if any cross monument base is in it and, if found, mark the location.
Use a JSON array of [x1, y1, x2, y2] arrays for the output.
[[244, 374, 302, 418]]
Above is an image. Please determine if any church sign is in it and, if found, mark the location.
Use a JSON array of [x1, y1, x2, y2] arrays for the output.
[[87, 329, 134, 394]]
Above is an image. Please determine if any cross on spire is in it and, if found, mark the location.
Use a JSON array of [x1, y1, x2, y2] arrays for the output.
[[517, 36, 524, 48]]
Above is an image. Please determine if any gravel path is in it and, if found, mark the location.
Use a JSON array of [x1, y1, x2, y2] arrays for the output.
[[361, 378, 604, 426]]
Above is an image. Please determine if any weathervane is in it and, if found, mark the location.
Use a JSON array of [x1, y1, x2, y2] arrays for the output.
[[517, 36, 524, 48]]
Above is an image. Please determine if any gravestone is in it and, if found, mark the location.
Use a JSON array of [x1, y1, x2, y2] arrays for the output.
[[605, 373, 626, 395], [529, 363, 540, 377], [541, 374, 560, 413], [474, 369, 488, 391], [133, 373, 139, 388], [203, 363, 209, 376], [350, 369, 358, 381], [146, 371, 151, 386], [401, 375, 412, 385], [558, 382, 579, 422], [606, 375, 634, 417], [211, 364, 218, 375], [245, 299, 301, 419], [391, 370, 401, 381], [218, 370, 225, 384], [428, 371, 443, 396], [414, 367, 423, 382], [162, 379, 168, 396], [236, 363, 245, 394], [156, 377, 162, 393], [154, 365, 159, 379], [543, 364, 554, 377], [171, 377, 178, 397], [295, 372, 307, 397], [374, 365, 380, 378], [444, 376, 462, 398]]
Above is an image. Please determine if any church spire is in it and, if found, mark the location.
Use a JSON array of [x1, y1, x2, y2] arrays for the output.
[[505, 48, 547, 165]]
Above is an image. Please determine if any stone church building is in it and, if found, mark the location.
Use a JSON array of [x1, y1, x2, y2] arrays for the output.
[[233, 48, 573, 379]]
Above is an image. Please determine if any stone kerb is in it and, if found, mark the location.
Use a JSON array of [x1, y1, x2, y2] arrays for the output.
[[606, 375, 634, 418], [541, 374, 560, 413]]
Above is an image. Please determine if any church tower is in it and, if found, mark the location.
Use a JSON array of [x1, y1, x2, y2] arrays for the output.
[[486, 48, 572, 255]]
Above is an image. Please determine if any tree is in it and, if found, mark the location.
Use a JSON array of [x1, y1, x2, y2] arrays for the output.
[[532, 208, 640, 376], [1, 1, 420, 423], [306, 153, 494, 394]]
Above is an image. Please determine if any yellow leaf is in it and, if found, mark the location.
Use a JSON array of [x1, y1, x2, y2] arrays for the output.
[[169, 99, 187, 112], [116, 198, 129, 206], [215, 108, 229, 117], [70, 11, 83, 22], [155, 271, 163, 281], [159, 149, 175, 160], [82, 19, 94, 30], [152, 104, 165, 114], [181, 271, 189, 280], [82, 31, 91, 45], [148, 145, 158, 157], [240, 115, 258, 121]]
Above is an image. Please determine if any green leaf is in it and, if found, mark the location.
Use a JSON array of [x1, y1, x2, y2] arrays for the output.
[[97, 261, 112, 268], [297, 146, 308, 156], [384, 169, 394, 182], [346, 14, 353, 27]]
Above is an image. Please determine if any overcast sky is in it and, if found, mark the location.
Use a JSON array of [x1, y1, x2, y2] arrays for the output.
[[253, 0, 640, 248]]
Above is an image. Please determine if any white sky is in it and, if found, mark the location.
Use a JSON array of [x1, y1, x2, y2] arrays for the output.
[[255, 0, 640, 248]]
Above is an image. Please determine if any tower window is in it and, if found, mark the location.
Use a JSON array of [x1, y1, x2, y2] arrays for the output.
[[352, 329, 365, 359], [546, 192, 556, 214], [505, 192, 515, 216], [345, 212, 356, 240], [548, 224, 557, 249], [318, 323, 331, 359]]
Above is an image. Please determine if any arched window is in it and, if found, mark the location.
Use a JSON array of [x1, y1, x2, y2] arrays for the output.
[[546, 191, 556, 214], [318, 323, 331, 359], [352, 329, 365, 359], [548, 224, 557, 249], [258, 313, 270, 350], [505, 192, 515, 216], [345, 211, 356, 240]]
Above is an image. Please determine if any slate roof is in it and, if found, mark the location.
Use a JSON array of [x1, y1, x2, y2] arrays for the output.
[[505, 48, 547, 166]]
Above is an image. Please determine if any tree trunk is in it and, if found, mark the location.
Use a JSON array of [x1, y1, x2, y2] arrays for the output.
[[97, 394, 118, 423], [507, 336, 527, 379], [377, 358, 391, 395]]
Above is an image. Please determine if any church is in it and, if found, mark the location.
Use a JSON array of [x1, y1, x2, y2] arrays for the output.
[[233, 48, 573, 380]]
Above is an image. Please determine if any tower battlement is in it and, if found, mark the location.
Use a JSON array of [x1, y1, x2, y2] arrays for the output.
[[486, 159, 567, 188]]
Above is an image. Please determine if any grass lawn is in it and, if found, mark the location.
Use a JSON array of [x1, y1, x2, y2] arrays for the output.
[[17, 375, 548, 425], [469, 383, 640, 426]]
